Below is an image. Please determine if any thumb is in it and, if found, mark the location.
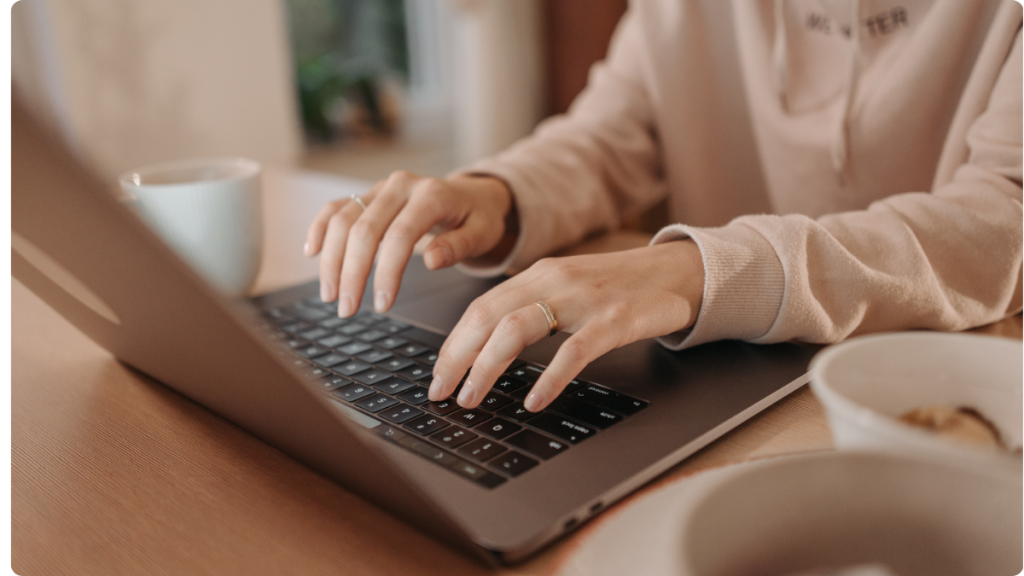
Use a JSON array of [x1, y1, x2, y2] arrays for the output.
[[424, 213, 503, 270]]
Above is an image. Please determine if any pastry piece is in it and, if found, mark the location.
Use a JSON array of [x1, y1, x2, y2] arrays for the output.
[[898, 405, 1004, 449]]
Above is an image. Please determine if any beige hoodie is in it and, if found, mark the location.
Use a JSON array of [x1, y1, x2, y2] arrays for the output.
[[458, 0, 1023, 349]]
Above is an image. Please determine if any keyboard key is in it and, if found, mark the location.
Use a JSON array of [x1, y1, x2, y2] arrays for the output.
[[449, 408, 492, 428], [291, 306, 330, 322], [353, 369, 392, 386], [284, 338, 308, 349], [602, 394, 649, 416], [338, 323, 368, 336], [492, 375, 529, 395], [334, 361, 371, 377], [297, 345, 329, 359], [395, 343, 430, 357], [527, 413, 595, 443], [378, 357, 414, 372], [421, 352, 439, 365], [487, 450, 538, 477], [476, 417, 521, 440], [379, 320, 411, 334], [424, 399, 461, 416], [357, 329, 389, 343], [354, 394, 400, 413], [317, 317, 348, 329], [404, 414, 449, 436], [548, 396, 622, 429], [333, 384, 374, 403], [338, 342, 373, 356], [299, 327, 331, 341], [317, 334, 352, 349], [398, 364, 432, 381], [376, 378, 416, 394], [289, 358, 310, 369], [496, 402, 537, 423], [302, 366, 331, 380], [402, 438, 457, 467], [478, 391, 513, 412], [376, 336, 409, 350], [312, 353, 349, 368], [397, 387, 430, 405], [379, 403, 423, 424], [281, 321, 311, 334], [505, 366, 534, 381], [447, 458, 499, 485], [354, 310, 389, 324], [316, 375, 352, 392], [430, 425, 477, 449], [457, 438, 507, 463], [372, 423, 409, 444], [357, 349, 393, 364], [505, 429, 569, 460], [510, 386, 532, 401], [569, 384, 618, 405]]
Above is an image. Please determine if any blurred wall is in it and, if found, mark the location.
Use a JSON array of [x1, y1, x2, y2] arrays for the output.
[[448, 0, 545, 166], [12, 0, 303, 182]]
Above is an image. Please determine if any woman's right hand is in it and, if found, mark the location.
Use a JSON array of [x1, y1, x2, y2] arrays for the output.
[[304, 170, 514, 317]]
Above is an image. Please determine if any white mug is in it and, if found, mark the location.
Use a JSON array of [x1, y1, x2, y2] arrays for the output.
[[119, 157, 263, 296]]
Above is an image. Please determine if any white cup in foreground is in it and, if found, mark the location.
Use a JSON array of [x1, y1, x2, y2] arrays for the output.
[[680, 451, 1021, 576], [120, 157, 263, 296]]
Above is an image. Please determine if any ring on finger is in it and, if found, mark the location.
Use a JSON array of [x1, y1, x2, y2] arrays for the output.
[[351, 194, 369, 212], [534, 300, 558, 337]]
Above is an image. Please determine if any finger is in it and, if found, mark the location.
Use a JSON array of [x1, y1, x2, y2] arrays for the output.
[[372, 184, 454, 312], [336, 185, 409, 317], [455, 303, 551, 408], [318, 201, 362, 303], [305, 199, 345, 257], [428, 286, 533, 401], [524, 323, 617, 412], [423, 211, 501, 270]]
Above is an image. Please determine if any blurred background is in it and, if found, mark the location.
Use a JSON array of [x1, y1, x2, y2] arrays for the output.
[[12, 0, 627, 184]]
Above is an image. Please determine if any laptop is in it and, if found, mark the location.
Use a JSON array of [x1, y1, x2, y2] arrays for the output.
[[11, 91, 817, 564]]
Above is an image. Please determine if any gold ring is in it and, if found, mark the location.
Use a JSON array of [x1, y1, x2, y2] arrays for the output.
[[534, 300, 558, 337], [351, 195, 368, 212]]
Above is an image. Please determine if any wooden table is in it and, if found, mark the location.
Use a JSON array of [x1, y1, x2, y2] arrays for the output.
[[12, 169, 1022, 576]]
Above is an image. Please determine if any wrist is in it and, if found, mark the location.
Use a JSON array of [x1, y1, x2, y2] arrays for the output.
[[651, 239, 705, 331], [449, 174, 519, 265]]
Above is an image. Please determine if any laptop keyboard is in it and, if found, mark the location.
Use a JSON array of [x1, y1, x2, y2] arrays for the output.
[[259, 296, 649, 489]]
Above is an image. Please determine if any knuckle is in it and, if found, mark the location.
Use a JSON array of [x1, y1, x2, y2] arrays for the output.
[[495, 311, 530, 340], [560, 337, 591, 365], [464, 299, 494, 330], [349, 218, 377, 239], [382, 221, 416, 245], [328, 211, 350, 229]]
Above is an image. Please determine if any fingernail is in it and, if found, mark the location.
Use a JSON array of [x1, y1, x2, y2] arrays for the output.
[[338, 293, 355, 317], [320, 281, 331, 302], [303, 242, 311, 257], [374, 290, 390, 312], [457, 379, 475, 406], [525, 391, 544, 412], [428, 376, 444, 401]]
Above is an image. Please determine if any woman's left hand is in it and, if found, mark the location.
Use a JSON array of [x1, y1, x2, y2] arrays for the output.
[[428, 240, 705, 412]]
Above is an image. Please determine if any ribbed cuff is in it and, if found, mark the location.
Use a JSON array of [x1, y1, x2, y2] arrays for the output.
[[650, 222, 786, 350]]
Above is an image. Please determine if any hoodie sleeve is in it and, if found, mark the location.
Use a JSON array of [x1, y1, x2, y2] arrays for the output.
[[655, 30, 1023, 350], [452, 6, 668, 277]]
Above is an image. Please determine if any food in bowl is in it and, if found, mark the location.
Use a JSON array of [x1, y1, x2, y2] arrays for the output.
[[898, 405, 1005, 449]]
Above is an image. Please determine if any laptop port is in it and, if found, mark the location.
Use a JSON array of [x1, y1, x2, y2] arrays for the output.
[[563, 517, 578, 531], [589, 501, 604, 515]]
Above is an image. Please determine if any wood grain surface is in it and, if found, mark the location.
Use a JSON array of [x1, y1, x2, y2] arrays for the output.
[[13, 168, 1021, 575]]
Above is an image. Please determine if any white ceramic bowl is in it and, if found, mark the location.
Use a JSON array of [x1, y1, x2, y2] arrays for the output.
[[810, 332, 1022, 470], [679, 452, 1022, 576], [556, 451, 1022, 576]]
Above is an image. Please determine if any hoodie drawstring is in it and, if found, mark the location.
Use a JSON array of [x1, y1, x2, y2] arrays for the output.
[[773, 0, 862, 186]]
